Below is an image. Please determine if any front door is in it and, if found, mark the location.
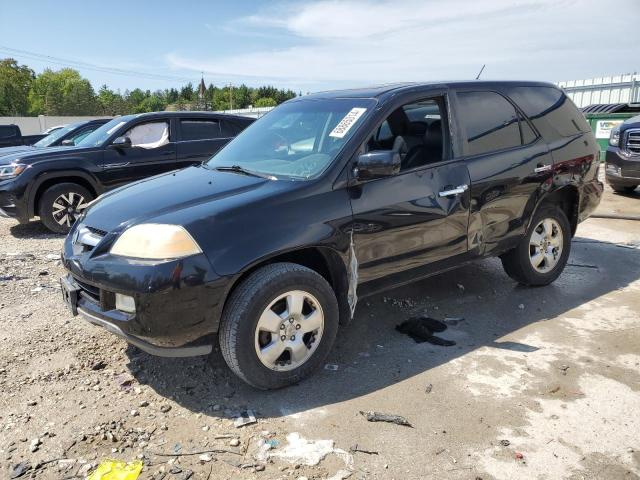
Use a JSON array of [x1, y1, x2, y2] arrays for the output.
[[349, 95, 471, 291], [98, 119, 177, 189]]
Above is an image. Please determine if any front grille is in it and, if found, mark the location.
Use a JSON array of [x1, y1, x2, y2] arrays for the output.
[[625, 129, 640, 156], [72, 224, 106, 255]]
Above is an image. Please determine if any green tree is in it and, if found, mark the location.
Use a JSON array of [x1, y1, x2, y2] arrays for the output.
[[97, 84, 125, 115], [28, 68, 98, 115], [0, 58, 34, 115], [255, 97, 277, 107]]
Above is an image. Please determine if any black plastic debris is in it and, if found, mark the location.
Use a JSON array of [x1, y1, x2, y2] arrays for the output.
[[396, 316, 456, 346], [10, 462, 30, 479], [360, 410, 413, 427]]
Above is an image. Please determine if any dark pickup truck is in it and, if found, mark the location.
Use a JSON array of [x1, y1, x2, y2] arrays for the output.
[[0, 119, 110, 158], [606, 114, 640, 193], [60, 81, 602, 389], [0, 124, 47, 148], [0, 111, 253, 233]]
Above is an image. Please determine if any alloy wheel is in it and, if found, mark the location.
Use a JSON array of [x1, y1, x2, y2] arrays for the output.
[[254, 290, 324, 371], [529, 218, 563, 273], [52, 192, 88, 227]]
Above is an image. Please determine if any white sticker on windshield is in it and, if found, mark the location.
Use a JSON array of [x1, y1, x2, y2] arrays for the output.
[[329, 108, 367, 138], [106, 121, 127, 135]]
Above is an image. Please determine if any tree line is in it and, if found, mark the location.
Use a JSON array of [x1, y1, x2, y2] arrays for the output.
[[0, 58, 298, 116]]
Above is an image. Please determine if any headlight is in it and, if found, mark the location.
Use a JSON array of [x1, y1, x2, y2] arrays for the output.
[[609, 129, 620, 147], [110, 224, 202, 259], [0, 164, 26, 180]]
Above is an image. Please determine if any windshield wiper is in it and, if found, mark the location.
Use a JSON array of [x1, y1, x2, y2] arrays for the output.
[[214, 165, 276, 180]]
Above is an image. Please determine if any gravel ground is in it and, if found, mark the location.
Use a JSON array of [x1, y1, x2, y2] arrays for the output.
[[1, 181, 639, 480]]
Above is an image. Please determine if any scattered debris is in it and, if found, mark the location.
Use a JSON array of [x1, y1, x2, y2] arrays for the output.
[[229, 438, 240, 447], [91, 360, 108, 371], [234, 410, 257, 428], [444, 316, 465, 325], [350, 444, 379, 455], [559, 365, 570, 375], [159, 404, 172, 413], [269, 432, 352, 467], [396, 316, 456, 346], [86, 459, 143, 480], [425, 383, 433, 394], [518, 304, 525, 310], [324, 364, 339, 371], [515, 452, 524, 460], [9, 462, 30, 479], [500, 440, 511, 447], [327, 470, 352, 480], [360, 410, 412, 427], [567, 263, 599, 269]]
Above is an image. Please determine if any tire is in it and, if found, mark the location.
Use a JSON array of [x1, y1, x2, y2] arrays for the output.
[[611, 185, 637, 194], [39, 183, 94, 234], [501, 206, 571, 286], [219, 262, 339, 389]]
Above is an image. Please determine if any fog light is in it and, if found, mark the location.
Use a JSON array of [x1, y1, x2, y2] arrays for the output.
[[115, 293, 136, 313], [606, 164, 621, 176]]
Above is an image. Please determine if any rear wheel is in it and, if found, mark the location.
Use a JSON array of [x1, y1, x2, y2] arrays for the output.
[[39, 183, 93, 234], [219, 263, 339, 389], [501, 206, 571, 286]]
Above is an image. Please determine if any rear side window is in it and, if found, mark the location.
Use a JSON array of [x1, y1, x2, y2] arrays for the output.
[[180, 119, 221, 141], [220, 120, 239, 137], [507, 86, 591, 137], [457, 91, 522, 156], [0, 125, 17, 138]]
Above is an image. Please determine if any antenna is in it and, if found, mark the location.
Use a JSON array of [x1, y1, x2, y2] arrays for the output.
[[475, 64, 486, 80]]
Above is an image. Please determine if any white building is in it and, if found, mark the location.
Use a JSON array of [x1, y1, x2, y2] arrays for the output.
[[557, 73, 640, 108]]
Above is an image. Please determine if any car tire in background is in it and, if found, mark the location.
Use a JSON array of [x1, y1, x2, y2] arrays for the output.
[[219, 262, 339, 390], [501, 206, 571, 286], [39, 183, 94, 234]]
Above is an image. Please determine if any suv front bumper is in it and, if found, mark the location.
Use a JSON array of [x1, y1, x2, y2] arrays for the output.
[[605, 148, 640, 188]]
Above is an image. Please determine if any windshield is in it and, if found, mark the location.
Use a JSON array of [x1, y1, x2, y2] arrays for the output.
[[34, 123, 80, 147], [206, 98, 375, 179], [77, 116, 133, 147]]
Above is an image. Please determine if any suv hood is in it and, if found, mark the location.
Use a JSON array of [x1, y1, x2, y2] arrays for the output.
[[0, 145, 95, 166], [0, 145, 39, 158], [82, 165, 276, 233]]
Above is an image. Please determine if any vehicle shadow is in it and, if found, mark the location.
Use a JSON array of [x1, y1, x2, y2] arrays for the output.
[[125, 234, 640, 419], [9, 220, 63, 239]]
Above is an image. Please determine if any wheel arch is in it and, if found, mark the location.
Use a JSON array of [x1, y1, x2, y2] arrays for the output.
[[530, 185, 580, 236], [28, 171, 102, 218], [218, 246, 352, 331]]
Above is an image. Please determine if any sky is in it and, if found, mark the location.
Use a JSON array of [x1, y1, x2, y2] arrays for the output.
[[1, 0, 639, 94]]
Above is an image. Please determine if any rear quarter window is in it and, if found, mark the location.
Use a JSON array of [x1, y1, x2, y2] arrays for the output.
[[180, 119, 221, 141], [507, 86, 591, 137]]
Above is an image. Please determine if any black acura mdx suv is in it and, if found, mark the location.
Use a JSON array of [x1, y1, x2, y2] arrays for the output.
[[61, 82, 602, 389]]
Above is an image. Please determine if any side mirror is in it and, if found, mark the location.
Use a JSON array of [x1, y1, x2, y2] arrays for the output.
[[110, 136, 132, 149], [60, 139, 75, 146], [354, 150, 401, 180]]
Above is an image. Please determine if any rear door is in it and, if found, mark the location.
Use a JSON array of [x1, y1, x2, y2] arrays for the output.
[[453, 89, 553, 256], [98, 118, 177, 189], [176, 117, 234, 168], [349, 92, 472, 290]]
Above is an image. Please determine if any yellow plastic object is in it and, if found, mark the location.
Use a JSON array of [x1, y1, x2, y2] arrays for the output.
[[86, 460, 143, 480]]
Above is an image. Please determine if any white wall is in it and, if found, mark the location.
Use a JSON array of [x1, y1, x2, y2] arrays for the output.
[[557, 74, 640, 108], [0, 115, 112, 135]]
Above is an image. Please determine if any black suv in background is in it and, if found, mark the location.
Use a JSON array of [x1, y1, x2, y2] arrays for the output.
[[0, 112, 253, 232], [61, 82, 602, 389], [0, 119, 110, 157], [606, 114, 640, 193]]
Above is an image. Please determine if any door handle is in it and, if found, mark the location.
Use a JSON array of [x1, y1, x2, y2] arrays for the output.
[[438, 184, 469, 197], [534, 164, 552, 173]]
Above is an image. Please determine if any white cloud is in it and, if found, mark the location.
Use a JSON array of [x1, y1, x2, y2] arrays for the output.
[[167, 0, 640, 90]]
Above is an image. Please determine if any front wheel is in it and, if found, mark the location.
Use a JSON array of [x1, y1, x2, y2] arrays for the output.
[[39, 183, 93, 234], [219, 263, 339, 389], [501, 206, 571, 286]]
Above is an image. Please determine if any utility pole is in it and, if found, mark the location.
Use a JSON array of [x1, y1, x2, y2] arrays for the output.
[[228, 83, 233, 110]]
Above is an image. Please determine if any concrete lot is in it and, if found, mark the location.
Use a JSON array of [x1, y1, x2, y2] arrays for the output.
[[1, 183, 639, 479]]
